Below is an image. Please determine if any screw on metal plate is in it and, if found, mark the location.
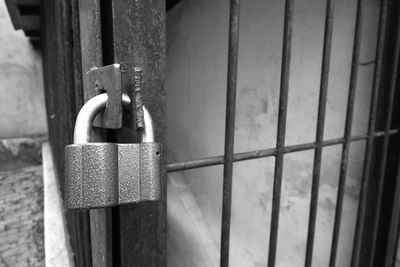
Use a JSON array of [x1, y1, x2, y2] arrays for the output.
[[64, 93, 161, 210]]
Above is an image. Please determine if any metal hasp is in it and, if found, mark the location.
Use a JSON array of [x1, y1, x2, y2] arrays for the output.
[[64, 93, 161, 210], [84, 64, 123, 129]]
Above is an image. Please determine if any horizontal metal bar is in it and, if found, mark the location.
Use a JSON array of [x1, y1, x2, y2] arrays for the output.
[[167, 129, 399, 173]]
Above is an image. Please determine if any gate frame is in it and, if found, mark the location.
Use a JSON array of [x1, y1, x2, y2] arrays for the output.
[[41, 0, 167, 266]]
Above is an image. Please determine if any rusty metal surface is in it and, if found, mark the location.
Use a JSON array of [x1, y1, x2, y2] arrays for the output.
[[83, 64, 147, 131], [133, 67, 144, 130], [74, 1, 113, 266], [167, 130, 400, 173], [305, 0, 335, 265], [78, 0, 102, 74], [84, 64, 123, 129], [109, 0, 167, 266], [75, 1, 111, 266], [220, 0, 240, 266], [329, 0, 365, 265], [268, 0, 293, 265], [352, 0, 389, 265]]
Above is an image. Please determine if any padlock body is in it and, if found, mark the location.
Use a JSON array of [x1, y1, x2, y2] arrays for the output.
[[65, 142, 161, 209], [65, 143, 119, 209], [118, 143, 161, 204]]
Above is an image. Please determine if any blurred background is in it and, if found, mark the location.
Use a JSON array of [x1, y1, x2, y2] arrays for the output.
[[0, 0, 45, 266]]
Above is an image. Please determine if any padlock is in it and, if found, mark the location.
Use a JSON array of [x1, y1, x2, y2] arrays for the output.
[[64, 93, 161, 210]]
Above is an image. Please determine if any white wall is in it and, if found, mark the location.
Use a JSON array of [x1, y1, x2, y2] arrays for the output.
[[0, 1, 47, 139], [166, 0, 379, 266]]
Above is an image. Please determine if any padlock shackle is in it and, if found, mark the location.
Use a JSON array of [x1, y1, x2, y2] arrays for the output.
[[74, 93, 154, 144], [141, 106, 154, 143]]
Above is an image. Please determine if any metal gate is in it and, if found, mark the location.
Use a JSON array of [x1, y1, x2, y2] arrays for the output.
[[36, 0, 400, 266], [166, 0, 400, 266]]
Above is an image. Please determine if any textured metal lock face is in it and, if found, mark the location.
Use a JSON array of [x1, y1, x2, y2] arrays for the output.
[[118, 143, 161, 204], [65, 143, 119, 209], [65, 142, 161, 209]]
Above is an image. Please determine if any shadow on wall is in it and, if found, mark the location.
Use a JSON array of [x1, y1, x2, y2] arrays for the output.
[[166, 0, 379, 266], [0, 0, 47, 139]]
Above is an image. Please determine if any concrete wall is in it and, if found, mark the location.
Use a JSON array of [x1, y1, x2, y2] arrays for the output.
[[166, 0, 379, 266], [0, 1, 47, 139]]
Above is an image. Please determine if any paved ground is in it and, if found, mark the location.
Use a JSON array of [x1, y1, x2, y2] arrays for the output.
[[0, 138, 44, 267]]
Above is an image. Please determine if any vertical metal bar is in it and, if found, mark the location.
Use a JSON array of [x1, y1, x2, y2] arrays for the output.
[[111, 0, 167, 265], [267, 1, 293, 266], [329, 0, 365, 266], [369, 4, 400, 265], [389, 218, 400, 267], [350, 0, 389, 266], [220, 0, 240, 266], [385, 170, 400, 267], [78, 0, 103, 75], [304, 1, 335, 266], [75, 0, 115, 266]]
